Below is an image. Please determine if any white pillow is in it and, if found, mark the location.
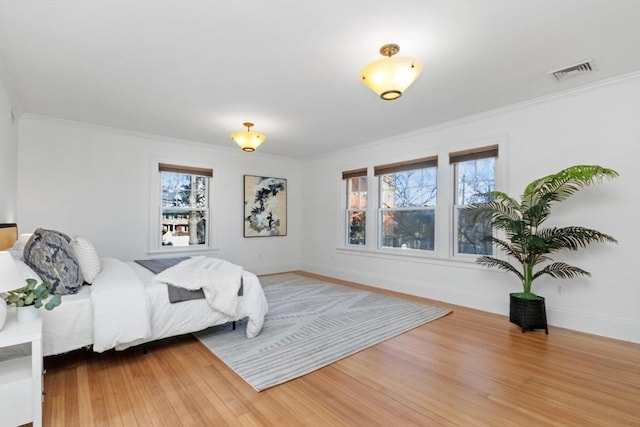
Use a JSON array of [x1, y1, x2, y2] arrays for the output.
[[70, 236, 101, 284], [15, 260, 42, 284]]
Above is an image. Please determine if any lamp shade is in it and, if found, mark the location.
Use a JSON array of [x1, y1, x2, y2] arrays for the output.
[[0, 251, 24, 293], [360, 44, 423, 100], [231, 122, 266, 152]]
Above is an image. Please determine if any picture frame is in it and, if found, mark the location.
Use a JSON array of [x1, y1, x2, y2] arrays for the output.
[[243, 175, 287, 237]]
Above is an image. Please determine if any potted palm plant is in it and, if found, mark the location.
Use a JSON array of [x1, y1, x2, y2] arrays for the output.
[[468, 165, 618, 333]]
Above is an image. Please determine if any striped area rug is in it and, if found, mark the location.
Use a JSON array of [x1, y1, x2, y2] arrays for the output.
[[194, 273, 451, 392]]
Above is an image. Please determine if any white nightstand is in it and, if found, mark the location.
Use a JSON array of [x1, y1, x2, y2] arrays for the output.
[[0, 309, 43, 427]]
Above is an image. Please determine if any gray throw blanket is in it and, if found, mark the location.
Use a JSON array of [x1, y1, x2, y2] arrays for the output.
[[134, 257, 243, 303]]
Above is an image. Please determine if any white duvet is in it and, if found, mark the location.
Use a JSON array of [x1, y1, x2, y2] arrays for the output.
[[133, 262, 268, 340], [149, 257, 268, 338], [36, 257, 268, 356], [91, 258, 152, 352], [152, 256, 243, 318]]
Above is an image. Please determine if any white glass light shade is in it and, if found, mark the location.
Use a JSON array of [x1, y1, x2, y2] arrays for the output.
[[360, 55, 423, 100], [231, 131, 266, 152], [230, 122, 266, 152]]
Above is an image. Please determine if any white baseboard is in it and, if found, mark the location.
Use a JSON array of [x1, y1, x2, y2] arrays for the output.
[[300, 262, 640, 344], [249, 262, 302, 276]]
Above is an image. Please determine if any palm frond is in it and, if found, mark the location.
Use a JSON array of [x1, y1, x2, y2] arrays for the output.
[[537, 226, 618, 251], [490, 238, 523, 262], [522, 190, 564, 223], [466, 197, 525, 240], [530, 254, 551, 266], [476, 256, 524, 281], [523, 165, 619, 201], [492, 191, 521, 208], [466, 200, 521, 223], [532, 262, 591, 280], [521, 166, 617, 229]]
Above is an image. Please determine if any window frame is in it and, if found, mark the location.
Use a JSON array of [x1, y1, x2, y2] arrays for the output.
[[374, 156, 438, 254], [343, 168, 368, 247], [149, 160, 216, 255], [450, 145, 498, 259], [335, 139, 506, 266]]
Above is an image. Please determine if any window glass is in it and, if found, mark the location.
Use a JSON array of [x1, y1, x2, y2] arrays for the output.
[[379, 166, 437, 251], [381, 209, 435, 250], [454, 157, 495, 255], [160, 171, 209, 247], [346, 176, 367, 245]]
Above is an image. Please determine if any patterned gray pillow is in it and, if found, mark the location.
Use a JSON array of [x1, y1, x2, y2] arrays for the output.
[[23, 228, 83, 295]]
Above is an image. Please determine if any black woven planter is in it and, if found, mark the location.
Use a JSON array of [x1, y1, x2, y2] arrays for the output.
[[509, 293, 548, 334]]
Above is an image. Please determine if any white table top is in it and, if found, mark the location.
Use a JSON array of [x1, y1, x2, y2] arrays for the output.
[[0, 309, 42, 347]]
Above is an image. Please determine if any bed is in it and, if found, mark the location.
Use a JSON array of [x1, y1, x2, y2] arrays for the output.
[[0, 224, 268, 356]]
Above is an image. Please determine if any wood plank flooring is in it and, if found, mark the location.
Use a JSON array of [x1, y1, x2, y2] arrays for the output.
[[40, 272, 640, 426]]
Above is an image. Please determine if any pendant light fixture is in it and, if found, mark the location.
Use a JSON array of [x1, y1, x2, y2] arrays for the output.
[[230, 122, 266, 152], [360, 43, 423, 100]]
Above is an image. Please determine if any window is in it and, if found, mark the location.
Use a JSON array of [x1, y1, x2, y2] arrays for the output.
[[374, 157, 437, 251], [450, 145, 498, 256], [343, 168, 367, 246], [158, 163, 212, 249]]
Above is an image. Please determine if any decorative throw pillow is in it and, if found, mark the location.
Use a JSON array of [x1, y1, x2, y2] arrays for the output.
[[70, 236, 101, 284], [23, 228, 83, 295]]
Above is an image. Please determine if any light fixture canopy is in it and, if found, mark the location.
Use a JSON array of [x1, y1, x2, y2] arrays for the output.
[[360, 43, 423, 100], [230, 122, 266, 152]]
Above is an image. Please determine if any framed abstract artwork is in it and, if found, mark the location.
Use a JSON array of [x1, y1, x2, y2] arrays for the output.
[[243, 175, 287, 237]]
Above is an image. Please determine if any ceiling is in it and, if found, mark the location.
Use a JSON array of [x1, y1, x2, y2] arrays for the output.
[[0, 1, 639, 159]]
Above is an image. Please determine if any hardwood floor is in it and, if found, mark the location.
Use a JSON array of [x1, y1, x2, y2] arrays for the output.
[[40, 272, 640, 426]]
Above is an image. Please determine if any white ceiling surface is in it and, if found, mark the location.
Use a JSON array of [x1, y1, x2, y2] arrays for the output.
[[0, 1, 639, 159]]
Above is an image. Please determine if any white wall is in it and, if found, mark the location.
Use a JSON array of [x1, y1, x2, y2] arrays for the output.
[[17, 116, 302, 274], [14, 74, 640, 343], [301, 74, 640, 343], [0, 73, 18, 223]]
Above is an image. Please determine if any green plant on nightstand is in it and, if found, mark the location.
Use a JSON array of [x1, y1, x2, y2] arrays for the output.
[[5, 278, 61, 310]]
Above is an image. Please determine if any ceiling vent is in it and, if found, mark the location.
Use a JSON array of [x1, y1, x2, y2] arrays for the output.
[[549, 59, 595, 81]]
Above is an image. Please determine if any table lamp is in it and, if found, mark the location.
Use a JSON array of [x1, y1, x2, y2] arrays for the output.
[[0, 251, 25, 330]]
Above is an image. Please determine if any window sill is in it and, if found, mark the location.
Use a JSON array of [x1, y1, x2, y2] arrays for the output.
[[335, 246, 489, 270], [147, 246, 220, 257]]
